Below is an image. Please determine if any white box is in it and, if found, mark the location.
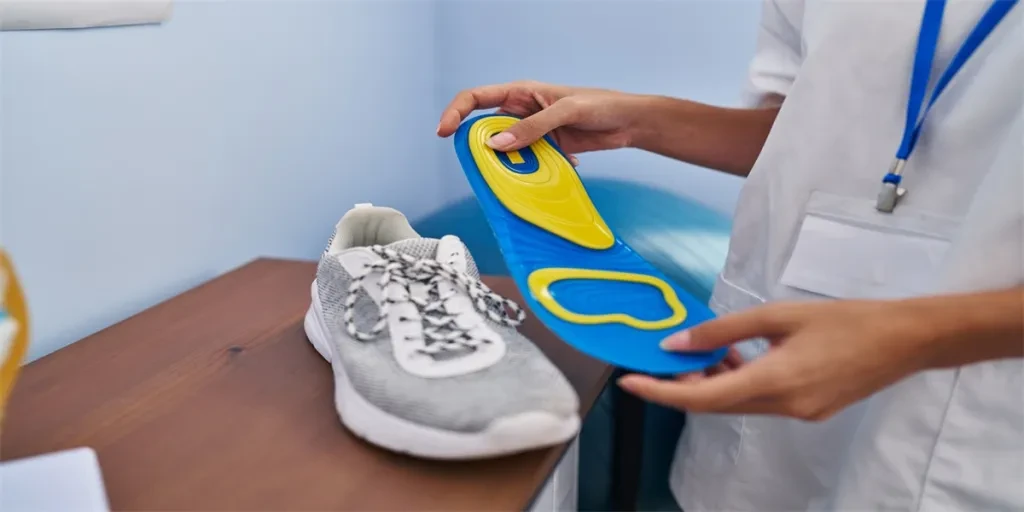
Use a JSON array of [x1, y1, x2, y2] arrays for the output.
[[529, 437, 579, 512]]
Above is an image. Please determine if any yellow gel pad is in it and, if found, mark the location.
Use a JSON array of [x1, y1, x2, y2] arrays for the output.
[[528, 268, 687, 330], [467, 116, 615, 250]]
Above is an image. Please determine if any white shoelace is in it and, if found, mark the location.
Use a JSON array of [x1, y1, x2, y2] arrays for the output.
[[342, 245, 525, 355]]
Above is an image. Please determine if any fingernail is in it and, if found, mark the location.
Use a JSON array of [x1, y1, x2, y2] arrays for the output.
[[487, 132, 516, 149], [435, 122, 442, 135], [569, 155, 580, 166], [660, 330, 692, 350], [616, 376, 637, 391]]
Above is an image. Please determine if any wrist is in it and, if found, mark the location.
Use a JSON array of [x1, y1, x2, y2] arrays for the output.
[[622, 94, 694, 151], [903, 287, 1024, 369], [618, 95, 778, 177]]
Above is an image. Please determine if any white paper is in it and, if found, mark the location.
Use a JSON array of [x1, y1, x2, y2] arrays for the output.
[[780, 215, 951, 300], [0, 447, 110, 512], [0, 0, 172, 31]]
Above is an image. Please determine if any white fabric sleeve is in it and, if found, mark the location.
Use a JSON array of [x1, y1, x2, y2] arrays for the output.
[[743, 0, 806, 107]]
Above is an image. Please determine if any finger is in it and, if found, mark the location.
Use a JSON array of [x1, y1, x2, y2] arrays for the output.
[[437, 84, 513, 136], [569, 154, 580, 167], [622, 374, 790, 415], [724, 347, 745, 369], [675, 369, 793, 414], [675, 372, 705, 382], [714, 397, 790, 416], [486, 97, 581, 151], [661, 306, 796, 353], [704, 349, 745, 375], [706, 361, 733, 376], [531, 90, 552, 109], [619, 357, 782, 412], [702, 364, 723, 377]]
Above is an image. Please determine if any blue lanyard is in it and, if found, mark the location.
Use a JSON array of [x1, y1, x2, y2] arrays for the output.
[[877, 0, 1018, 212]]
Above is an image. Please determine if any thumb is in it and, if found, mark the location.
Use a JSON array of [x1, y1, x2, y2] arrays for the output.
[[661, 305, 795, 352], [487, 98, 580, 151]]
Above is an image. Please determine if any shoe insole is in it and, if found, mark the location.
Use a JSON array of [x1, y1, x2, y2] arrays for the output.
[[454, 114, 726, 375]]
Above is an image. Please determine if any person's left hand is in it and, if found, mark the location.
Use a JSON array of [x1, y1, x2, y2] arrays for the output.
[[617, 299, 942, 422]]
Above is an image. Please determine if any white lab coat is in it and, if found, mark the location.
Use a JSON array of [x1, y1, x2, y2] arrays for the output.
[[670, 0, 1023, 510]]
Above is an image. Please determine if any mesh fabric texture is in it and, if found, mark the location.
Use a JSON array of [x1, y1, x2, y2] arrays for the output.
[[314, 238, 579, 433]]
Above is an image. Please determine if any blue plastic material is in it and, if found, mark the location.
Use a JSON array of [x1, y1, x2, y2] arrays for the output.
[[412, 180, 732, 305], [454, 114, 726, 375]]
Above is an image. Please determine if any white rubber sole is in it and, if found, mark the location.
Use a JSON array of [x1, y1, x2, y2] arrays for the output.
[[304, 282, 581, 460]]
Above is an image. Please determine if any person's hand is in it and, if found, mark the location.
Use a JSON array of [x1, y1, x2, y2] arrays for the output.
[[436, 81, 648, 165], [617, 299, 946, 422]]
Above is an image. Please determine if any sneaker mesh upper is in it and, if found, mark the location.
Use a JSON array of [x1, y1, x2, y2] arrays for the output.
[[315, 238, 579, 433]]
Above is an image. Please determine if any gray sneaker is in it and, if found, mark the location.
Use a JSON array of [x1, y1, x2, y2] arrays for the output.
[[304, 203, 580, 459]]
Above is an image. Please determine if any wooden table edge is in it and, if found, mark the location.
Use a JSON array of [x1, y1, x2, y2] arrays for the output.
[[6, 256, 618, 511]]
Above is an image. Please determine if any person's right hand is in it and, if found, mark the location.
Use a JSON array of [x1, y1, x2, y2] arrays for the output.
[[436, 81, 647, 165]]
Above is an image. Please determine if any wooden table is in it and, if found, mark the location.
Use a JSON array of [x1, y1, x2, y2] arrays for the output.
[[1, 259, 613, 511]]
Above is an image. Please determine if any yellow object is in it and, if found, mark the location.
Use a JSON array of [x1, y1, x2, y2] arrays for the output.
[[527, 268, 688, 330], [0, 249, 29, 428], [467, 116, 615, 250]]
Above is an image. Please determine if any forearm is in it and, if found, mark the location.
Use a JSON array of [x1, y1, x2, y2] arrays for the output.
[[909, 286, 1024, 369], [626, 95, 780, 178]]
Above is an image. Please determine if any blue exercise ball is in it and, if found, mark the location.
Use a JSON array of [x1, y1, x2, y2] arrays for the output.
[[413, 178, 733, 304]]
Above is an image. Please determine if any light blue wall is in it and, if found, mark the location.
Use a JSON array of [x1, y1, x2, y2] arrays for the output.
[[2, 0, 761, 361], [1, 1, 438, 360], [433, 0, 761, 215]]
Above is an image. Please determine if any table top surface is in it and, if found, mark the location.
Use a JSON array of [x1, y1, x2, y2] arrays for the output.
[[1, 258, 612, 511]]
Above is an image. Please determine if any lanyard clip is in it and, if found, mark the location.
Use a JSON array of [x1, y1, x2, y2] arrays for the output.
[[876, 159, 907, 213]]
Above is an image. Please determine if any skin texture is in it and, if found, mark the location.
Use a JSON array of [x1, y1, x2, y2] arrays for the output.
[[437, 80, 1024, 421], [437, 81, 777, 178], [619, 286, 1024, 421]]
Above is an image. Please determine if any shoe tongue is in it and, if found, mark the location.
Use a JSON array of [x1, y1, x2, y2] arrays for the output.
[[384, 238, 440, 260], [380, 236, 480, 362], [435, 235, 469, 273], [383, 236, 477, 277]]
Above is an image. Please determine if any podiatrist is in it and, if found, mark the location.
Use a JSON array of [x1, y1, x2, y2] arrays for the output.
[[437, 0, 1022, 509]]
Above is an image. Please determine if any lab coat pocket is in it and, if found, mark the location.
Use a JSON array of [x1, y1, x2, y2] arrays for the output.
[[780, 191, 960, 300], [680, 290, 753, 475], [683, 413, 745, 475]]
